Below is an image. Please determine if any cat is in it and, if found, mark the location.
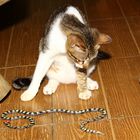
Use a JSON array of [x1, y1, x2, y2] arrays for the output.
[[20, 6, 111, 101]]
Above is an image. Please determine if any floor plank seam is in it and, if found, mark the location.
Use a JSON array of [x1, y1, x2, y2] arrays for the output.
[[1, 55, 140, 72], [108, 115, 140, 121], [4, 26, 15, 70], [98, 66, 117, 140], [89, 15, 140, 22], [116, 0, 140, 54], [0, 64, 36, 70], [89, 16, 125, 22]]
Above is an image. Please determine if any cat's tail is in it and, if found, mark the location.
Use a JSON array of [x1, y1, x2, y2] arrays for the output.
[[12, 77, 46, 90], [12, 77, 32, 90], [97, 50, 111, 60]]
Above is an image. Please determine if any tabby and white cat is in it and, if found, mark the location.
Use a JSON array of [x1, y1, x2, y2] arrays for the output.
[[20, 6, 111, 101]]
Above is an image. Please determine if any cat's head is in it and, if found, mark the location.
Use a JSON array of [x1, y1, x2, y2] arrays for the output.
[[66, 28, 112, 68]]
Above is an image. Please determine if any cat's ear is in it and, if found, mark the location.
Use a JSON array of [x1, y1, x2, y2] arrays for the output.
[[92, 28, 112, 45]]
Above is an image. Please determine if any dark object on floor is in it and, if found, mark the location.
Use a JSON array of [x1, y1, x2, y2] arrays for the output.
[[12, 77, 32, 90], [0, 74, 11, 101], [97, 50, 111, 60]]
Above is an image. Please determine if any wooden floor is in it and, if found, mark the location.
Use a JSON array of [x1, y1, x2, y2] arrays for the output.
[[0, 0, 140, 139]]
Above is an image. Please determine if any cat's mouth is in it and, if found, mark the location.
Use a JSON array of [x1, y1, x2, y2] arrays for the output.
[[67, 51, 90, 68]]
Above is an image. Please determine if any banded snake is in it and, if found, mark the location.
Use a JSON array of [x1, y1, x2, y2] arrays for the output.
[[1, 107, 107, 135]]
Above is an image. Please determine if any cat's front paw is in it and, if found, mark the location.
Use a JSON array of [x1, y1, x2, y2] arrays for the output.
[[87, 78, 99, 90], [20, 89, 38, 101], [79, 90, 92, 100]]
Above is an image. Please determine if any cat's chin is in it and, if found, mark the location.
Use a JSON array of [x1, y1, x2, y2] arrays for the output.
[[20, 89, 38, 101]]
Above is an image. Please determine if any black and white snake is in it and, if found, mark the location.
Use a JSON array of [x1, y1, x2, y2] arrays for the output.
[[1, 77, 108, 135], [1, 107, 107, 135]]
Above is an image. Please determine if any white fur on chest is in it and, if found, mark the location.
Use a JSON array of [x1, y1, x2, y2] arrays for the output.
[[47, 54, 96, 84], [47, 54, 77, 83]]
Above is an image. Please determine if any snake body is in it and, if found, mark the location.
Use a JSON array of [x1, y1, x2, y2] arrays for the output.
[[1, 108, 107, 135]]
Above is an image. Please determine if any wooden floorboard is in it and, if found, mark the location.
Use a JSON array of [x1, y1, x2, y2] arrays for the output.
[[112, 117, 140, 140], [53, 121, 113, 140], [0, 67, 52, 128], [99, 57, 140, 117], [0, 27, 12, 68], [117, 0, 140, 17], [127, 16, 140, 52], [0, 126, 52, 140], [89, 19, 139, 58], [6, 16, 41, 67], [84, 0, 123, 20], [0, 0, 140, 139]]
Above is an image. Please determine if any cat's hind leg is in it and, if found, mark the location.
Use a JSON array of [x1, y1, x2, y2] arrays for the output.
[[43, 79, 59, 95], [87, 77, 99, 90]]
